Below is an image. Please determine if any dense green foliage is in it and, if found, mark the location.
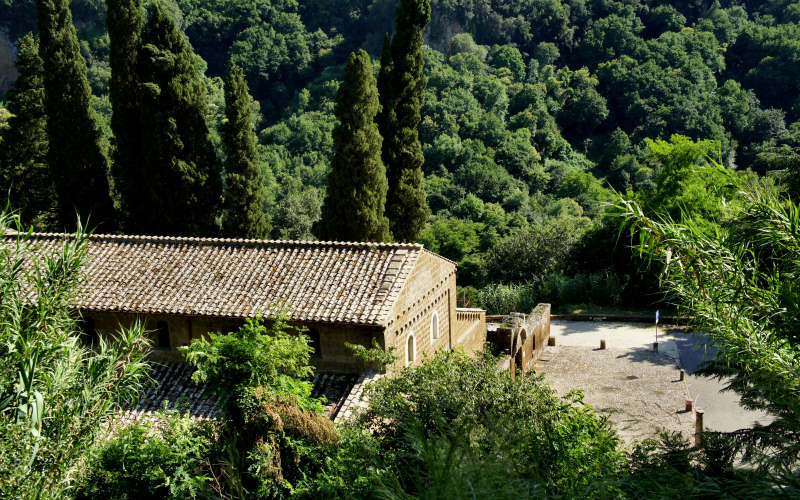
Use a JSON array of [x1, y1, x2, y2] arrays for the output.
[[135, 2, 222, 235], [618, 177, 800, 480], [222, 63, 271, 238], [380, 0, 431, 242], [0, 214, 150, 498], [106, 0, 144, 229], [34, 0, 115, 230], [0, 33, 53, 227], [297, 350, 624, 498], [181, 316, 338, 496], [318, 49, 391, 242], [3, 0, 800, 303], [77, 414, 215, 499]]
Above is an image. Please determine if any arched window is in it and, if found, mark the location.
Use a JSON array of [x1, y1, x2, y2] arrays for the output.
[[406, 333, 416, 366], [430, 310, 440, 342]]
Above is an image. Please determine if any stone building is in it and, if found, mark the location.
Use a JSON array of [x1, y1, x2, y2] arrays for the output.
[[15, 233, 486, 374]]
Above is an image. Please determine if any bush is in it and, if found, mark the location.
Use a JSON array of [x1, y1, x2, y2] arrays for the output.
[[298, 350, 624, 498], [475, 282, 538, 314], [537, 269, 626, 307], [483, 216, 590, 284], [77, 414, 216, 500], [0, 214, 150, 498], [475, 269, 626, 314], [181, 314, 337, 497]]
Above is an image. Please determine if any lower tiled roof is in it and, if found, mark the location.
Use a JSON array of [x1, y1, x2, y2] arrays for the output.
[[119, 362, 220, 423], [120, 362, 367, 423]]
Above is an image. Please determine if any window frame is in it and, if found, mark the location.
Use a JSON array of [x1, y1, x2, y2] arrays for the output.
[[430, 310, 440, 343], [406, 333, 416, 366]]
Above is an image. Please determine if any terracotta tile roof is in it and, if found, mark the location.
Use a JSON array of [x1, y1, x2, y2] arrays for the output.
[[118, 362, 362, 423], [119, 362, 220, 423], [5, 233, 449, 327], [333, 370, 383, 423], [310, 372, 361, 419]]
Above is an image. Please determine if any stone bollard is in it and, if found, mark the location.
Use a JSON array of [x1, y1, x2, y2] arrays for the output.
[[547, 336, 556, 346], [600, 339, 606, 350], [685, 399, 694, 412], [680, 370, 685, 381], [695, 410, 705, 447]]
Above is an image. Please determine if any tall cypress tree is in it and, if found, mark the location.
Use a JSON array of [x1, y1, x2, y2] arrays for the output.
[[379, 0, 430, 242], [35, 0, 115, 230], [136, 2, 222, 235], [377, 33, 394, 161], [221, 63, 270, 238], [317, 50, 391, 242], [1, 33, 56, 228], [107, 0, 144, 229]]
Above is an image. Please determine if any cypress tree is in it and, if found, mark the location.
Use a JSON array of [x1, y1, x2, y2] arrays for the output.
[[221, 63, 270, 238], [317, 50, 391, 242], [379, 0, 430, 242], [136, 2, 222, 235], [377, 33, 394, 160], [107, 0, 144, 229], [1, 33, 56, 228], [35, 0, 115, 230]]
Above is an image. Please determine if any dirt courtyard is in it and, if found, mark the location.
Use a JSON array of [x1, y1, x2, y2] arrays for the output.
[[535, 342, 694, 447]]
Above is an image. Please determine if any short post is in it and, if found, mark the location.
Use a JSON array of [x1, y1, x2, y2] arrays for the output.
[[653, 342, 659, 352], [600, 339, 606, 350], [679, 370, 685, 381], [547, 336, 556, 346], [695, 410, 705, 447], [685, 399, 694, 412]]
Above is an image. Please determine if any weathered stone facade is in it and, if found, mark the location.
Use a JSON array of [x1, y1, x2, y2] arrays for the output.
[[489, 304, 552, 376], [38, 233, 489, 374]]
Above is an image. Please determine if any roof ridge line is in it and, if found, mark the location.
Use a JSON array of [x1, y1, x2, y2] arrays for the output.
[[14, 232, 425, 249]]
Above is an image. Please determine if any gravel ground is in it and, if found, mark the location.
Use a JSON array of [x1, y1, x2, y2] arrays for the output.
[[536, 344, 694, 447]]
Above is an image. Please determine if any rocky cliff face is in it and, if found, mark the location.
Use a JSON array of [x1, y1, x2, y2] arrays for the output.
[[424, 10, 465, 53]]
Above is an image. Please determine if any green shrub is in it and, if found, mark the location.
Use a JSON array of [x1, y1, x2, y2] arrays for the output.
[[537, 269, 626, 306], [181, 314, 336, 498], [475, 269, 626, 314], [298, 350, 624, 498], [0, 214, 150, 498], [76, 414, 216, 500]]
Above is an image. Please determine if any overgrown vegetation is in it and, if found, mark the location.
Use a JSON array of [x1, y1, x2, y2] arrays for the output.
[[297, 350, 624, 498], [0, 214, 150, 498], [615, 174, 800, 491], [4, 0, 800, 311], [2, 1, 800, 495]]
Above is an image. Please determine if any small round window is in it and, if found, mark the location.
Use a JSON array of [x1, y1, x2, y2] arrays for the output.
[[406, 334, 416, 366], [430, 310, 440, 342]]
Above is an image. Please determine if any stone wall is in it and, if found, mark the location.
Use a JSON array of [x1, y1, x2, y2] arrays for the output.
[[313, 323, 383, 373], [488, 303, 551, 376], [453, 307, 487, 353], [84, 311, 380, 371], [384, 251, 458, 372]]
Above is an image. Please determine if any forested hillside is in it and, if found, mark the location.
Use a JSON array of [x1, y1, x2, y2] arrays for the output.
[[2, 0, 800, 310]]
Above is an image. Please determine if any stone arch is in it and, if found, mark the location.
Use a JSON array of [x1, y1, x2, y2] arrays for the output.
[[430, 310, 440, 343], [515, 329, 528, 375], [406, 333, 416, 366]]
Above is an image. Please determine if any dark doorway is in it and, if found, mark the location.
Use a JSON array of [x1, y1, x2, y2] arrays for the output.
[[156, 321, 170, 349]]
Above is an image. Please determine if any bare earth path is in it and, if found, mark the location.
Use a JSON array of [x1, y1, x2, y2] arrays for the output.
[[536, 320, 773, 446], [536, 343, 693, 446]]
